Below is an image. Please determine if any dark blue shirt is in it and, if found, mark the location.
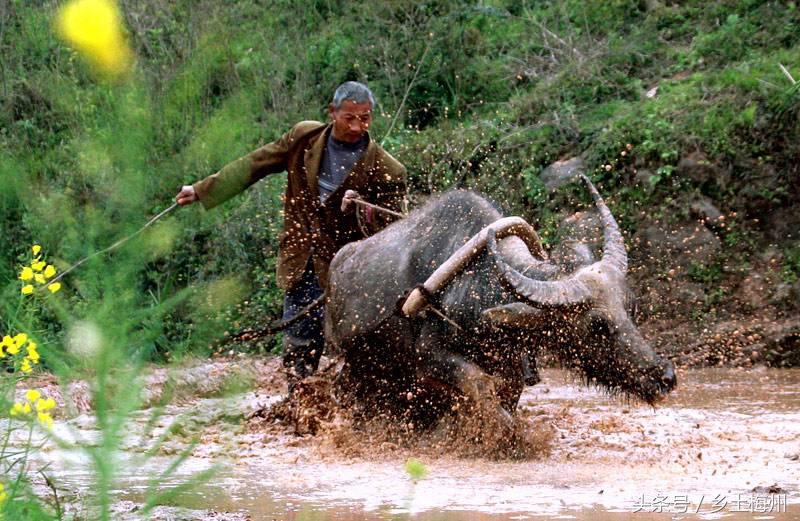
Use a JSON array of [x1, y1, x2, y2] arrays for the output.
[[318, 133, 368, 203]]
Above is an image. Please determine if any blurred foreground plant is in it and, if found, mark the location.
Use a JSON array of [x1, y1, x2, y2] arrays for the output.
[[0, 326, 60, 519], [55, 0, 133, 79], [0, 1, 223, 518]]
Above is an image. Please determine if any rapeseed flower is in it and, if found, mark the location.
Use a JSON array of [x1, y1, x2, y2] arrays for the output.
[[0, 330, 42, 372], [7, 340, 20, 356], [0, 336, 12, 357], [56, 0, 133, 78], [27, 342, 40, 363], [37, 412, 54, 429], [19, 244, 61, 295], [10, 402, 31, 416], [9, 390, 57, 429]]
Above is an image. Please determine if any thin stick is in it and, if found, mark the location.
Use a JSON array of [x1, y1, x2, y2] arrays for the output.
[[779, 63, 796, 85], [527, 15, 583, 60], [39, 469, 62, 520], [42, 202, 178, 290], [352, 198, 405, 219], [429, 305, 463, 332], [381, 40, 432, 146]]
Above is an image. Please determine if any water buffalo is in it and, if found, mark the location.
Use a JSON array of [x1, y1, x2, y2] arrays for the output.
[[325, 176, 676, 428]]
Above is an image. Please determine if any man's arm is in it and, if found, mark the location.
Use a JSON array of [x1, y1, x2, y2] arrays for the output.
[[175, 125, 304, 210], [192, 129, 295, 210]]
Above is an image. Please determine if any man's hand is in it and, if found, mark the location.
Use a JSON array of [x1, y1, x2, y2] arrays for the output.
[[341, 189, 361, 214], [176, 185, 199, 206]]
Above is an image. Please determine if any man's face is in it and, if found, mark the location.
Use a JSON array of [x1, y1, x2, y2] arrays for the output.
[[329, 100, 372, 143]]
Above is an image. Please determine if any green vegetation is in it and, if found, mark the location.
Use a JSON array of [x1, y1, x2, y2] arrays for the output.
[[3, 0, 799, 358], [0, 0, 798, 517], [783, 246, 800, 284]]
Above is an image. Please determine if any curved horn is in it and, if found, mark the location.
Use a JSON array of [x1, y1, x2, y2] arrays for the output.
[[401, 217, 546, 317], [487, 228, 591, 306], [579, 174, 628, 274]]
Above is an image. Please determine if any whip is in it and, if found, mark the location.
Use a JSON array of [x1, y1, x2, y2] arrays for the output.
[[42, 202, 178, 291]]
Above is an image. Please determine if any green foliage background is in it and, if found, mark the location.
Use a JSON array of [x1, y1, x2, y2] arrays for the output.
[[1, 0, 799, 361]]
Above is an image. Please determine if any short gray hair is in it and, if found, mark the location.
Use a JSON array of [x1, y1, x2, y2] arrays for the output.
[[331, 81, 375, 109]]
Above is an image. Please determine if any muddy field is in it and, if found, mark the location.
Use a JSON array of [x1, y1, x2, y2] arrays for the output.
[[15, 359, 800, 520]]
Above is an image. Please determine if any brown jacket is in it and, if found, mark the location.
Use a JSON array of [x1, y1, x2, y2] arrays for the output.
[[193, 121, 407, 290]]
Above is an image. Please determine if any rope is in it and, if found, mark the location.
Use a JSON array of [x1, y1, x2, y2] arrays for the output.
[[352, 197, 405, 219], [223, 294, 326, 344], [41, 202, 178, 292], [346, 195, 462, 332], [227, 196, 407, 345], [348, 193, 407, 238]]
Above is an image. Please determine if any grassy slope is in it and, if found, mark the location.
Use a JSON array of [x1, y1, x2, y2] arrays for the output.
[[1, 0, 798, 363]]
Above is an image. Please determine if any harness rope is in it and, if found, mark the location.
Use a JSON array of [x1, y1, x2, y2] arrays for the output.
[[227, 195, 420, 345], [226, 194, 463, 345], [49, 194, 456, 342]]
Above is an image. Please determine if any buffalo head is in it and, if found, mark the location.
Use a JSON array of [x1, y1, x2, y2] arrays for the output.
[[483, 175, 676, 404]]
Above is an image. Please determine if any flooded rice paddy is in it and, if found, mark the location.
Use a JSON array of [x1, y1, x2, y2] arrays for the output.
[[25, 366, 800, 519]]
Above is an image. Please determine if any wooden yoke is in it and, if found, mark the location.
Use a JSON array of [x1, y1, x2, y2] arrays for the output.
[[401, 217, 546, 317]]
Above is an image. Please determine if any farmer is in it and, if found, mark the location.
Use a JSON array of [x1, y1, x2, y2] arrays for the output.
[[176, 81, 407, 386]]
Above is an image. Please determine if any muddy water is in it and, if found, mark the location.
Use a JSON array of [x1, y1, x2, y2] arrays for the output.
[[35, 367, 800, 519]]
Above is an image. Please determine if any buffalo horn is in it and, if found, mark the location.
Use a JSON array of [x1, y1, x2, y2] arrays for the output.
[[401, 217, 545, 317], [579, 174, 628, 274], [487, 227, 591, 306]]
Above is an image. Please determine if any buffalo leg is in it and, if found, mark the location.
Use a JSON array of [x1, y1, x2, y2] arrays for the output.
[[413, 325, 515, 431]]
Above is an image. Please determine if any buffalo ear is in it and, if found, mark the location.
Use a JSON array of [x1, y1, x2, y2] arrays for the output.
[[482, 302, 546, 328]]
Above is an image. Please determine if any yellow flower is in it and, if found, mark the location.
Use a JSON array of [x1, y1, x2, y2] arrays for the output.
[[14, 333, 28, 346], [25, 389, 41, 402], [36, 398, 56, 412], [21, 284, 34, 295], [19, 266, 34, 281], [7, 340, 20, 356], [44, 264, 57, 279], [32, 260, 46, 272], [20, 358, 32, 373], [10, 403, 25, 416], [26, 342, 40, 363], [32, 245, 42, 256], [34, 273, 46, 284], [55, 0, 133, 78], [0, 482, 6, 504], [48, 282, 62, 293], [37, 412, 54, 429]]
